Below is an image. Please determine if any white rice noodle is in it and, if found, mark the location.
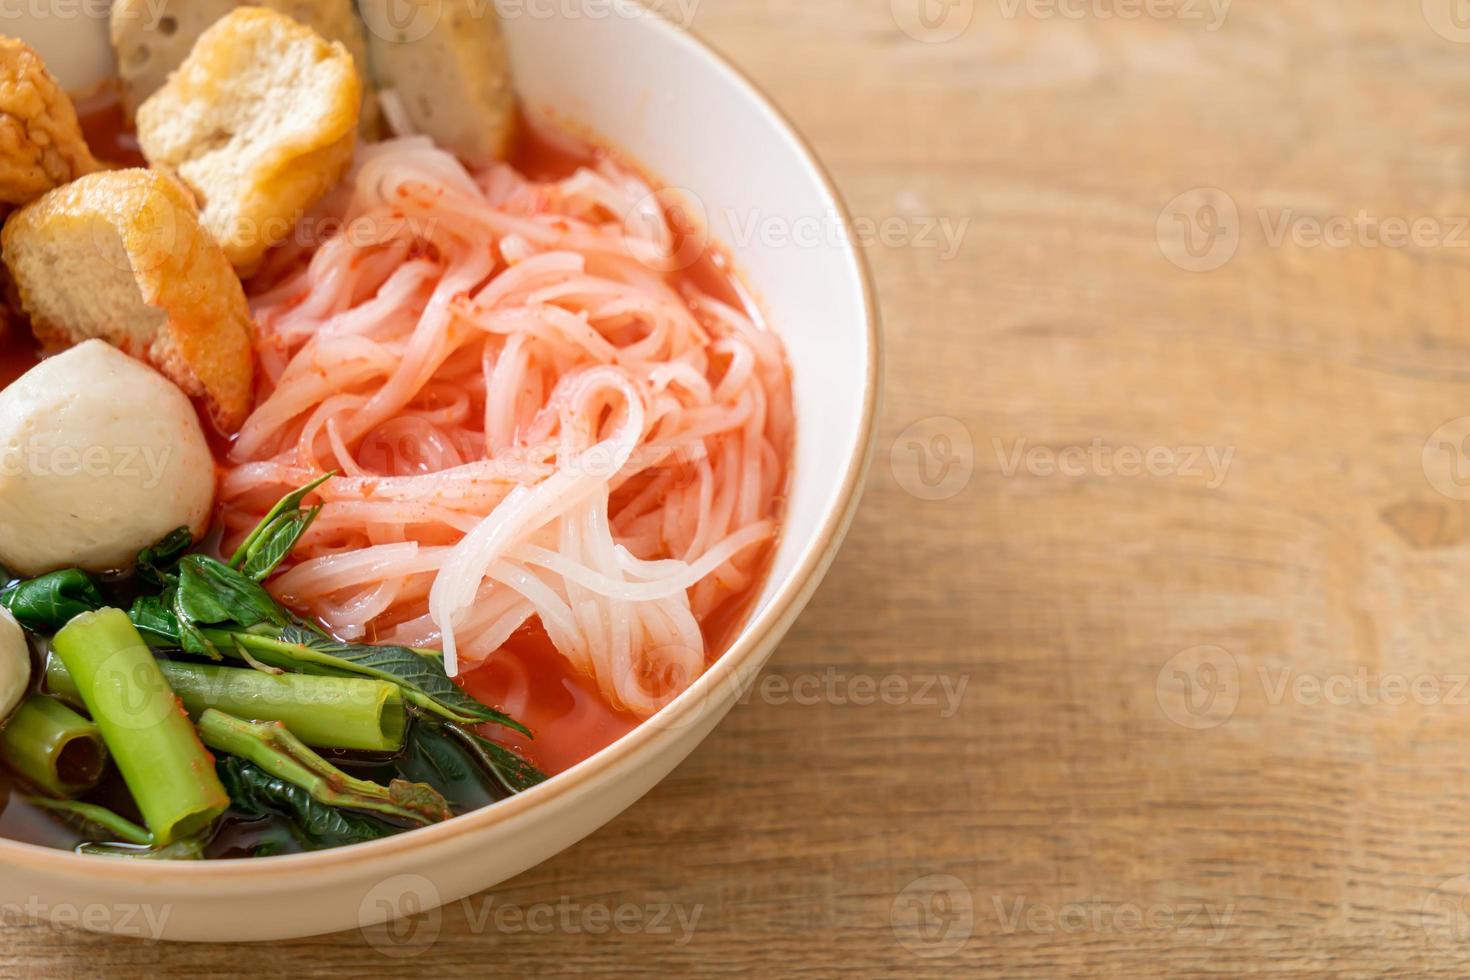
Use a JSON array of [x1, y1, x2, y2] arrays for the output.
[[224, 138, 788, 718]]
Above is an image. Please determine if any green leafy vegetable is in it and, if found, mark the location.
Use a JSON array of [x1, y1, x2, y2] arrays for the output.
[[217, 757, 398, 850], [215, 626, 530, 735], [172, 555, 290, 656], [7, 472, 543, 861], [198, 710, 451, 825], [135, 527, 192, 588], [128, 595, 182, 645], [53, 609, 231, 846], [77, 839, 205, 860], [24, 797, 152, 846], [229, 472, 333, 581], [0, 569, 104, 632], [447, 724, 547, 795], [399, 722, 501, 812], [242, 509, 321, 582]]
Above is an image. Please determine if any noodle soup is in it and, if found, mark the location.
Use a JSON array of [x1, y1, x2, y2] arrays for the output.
[[0, 28, 789, 854]]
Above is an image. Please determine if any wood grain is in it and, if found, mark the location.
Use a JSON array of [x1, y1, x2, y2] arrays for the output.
[[9, 0, 1470, 975]]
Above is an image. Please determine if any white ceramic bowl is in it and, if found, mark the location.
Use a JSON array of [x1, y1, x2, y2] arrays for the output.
[[3, 2, 879, 941]]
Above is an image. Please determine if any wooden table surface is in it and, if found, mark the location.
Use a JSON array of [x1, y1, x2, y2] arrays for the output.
[[11, 0, 1470, 975]]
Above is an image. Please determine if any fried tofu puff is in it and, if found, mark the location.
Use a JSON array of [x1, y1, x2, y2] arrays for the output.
[[0, 36, 100, 206], [135, 7, 361, 273], [1, 168, 254, 433]]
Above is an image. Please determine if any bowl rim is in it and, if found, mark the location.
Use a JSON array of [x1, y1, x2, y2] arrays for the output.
[[0, 5, 883, 885]]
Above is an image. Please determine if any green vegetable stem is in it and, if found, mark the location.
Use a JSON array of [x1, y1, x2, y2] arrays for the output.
[[24, 797, 152, 847], [0, 696, 107, 798], [47, 655, 406, 753], [51, 609, 229, 845], [197, 710, 451, 826]]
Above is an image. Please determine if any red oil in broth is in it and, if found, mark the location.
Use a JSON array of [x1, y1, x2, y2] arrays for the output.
[[74, 83, 145, 167]]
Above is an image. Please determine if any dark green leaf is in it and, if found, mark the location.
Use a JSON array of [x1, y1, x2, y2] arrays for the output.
[[217, 757, 397, 850], [229, 473, 334, 578], [128, 595, 181, 645], [399, 722, 501, 812], [447, 725, 547, 795], [77, 839, 204, 860], [239, 506, 321, 582], [264, 626, 530, 735], [22, 797, 152, 846], [0, 570, 104, 632], [176, 555, 288, 630], [135, 527, 192, 588], [172, 555, 291, 655], [199, 710, 449, 825]]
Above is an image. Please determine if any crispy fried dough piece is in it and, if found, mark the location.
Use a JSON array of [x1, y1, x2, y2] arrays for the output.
[[136, 7, 361, 274], [1, 168, 255, 432], [110, 0, 379, 134], [0, 37, 100, 206], [360, 0, 514, 166]]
